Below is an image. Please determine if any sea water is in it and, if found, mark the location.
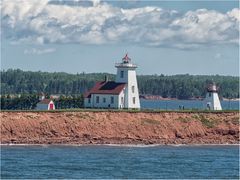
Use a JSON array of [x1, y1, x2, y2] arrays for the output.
[[140, 99, 239, 110], [1, 145, 239, 179]]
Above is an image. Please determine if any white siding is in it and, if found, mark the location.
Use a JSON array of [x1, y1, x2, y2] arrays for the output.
[[36, 104, 49, 110], [84, 98, 92, 108], [118, 91, 125, 109], [36, 100, 55, 110], [127, 70, 140, 109], [84, 91, 125, 109], [204, 92, 222, 110], [116, 67, 130, 83], [116, 67, 140, 109], [92, 94, 120, 108]]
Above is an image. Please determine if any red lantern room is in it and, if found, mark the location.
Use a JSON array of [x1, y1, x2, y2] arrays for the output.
[[122, 53, 131, 63]]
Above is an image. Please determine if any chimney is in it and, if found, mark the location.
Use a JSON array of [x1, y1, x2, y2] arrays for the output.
[[39, 93, 45, 101], [104, 75, 108, 82]]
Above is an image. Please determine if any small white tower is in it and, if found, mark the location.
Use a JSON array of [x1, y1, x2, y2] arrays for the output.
[[204, 82, 222, 110], [115, 54, 140, 109]]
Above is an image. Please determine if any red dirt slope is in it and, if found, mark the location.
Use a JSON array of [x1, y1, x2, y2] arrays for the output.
[[1, 111, 239, 145]]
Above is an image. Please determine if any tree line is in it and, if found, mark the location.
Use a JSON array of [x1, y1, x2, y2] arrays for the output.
[[0, 94, 84, 110], [1, 69, 239, 100]]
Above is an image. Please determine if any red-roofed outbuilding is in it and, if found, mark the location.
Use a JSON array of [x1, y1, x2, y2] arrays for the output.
[[36, 99, 55, 110]]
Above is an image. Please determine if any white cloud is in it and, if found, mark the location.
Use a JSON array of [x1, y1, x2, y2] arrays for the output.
[[24, 48, 56, 55], [214, 53, 222, 59], [1, 0, 239, 49]]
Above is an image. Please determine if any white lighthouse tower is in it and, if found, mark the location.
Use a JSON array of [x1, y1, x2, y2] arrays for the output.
[[115, 54, 140, 109], [204, 82, 222, 110]]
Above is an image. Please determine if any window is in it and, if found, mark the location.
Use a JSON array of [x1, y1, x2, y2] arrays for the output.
[[209, 93, 211, 97], [103, 98, 106, 103], [132, 86, 135, 93], [133, 97, 136, 104], [96, 96, 99, 103], [111, 96, 114, 104], [120, 71, 124, 78], [121, 97, 124, 104], [88, 98, 91, 103]]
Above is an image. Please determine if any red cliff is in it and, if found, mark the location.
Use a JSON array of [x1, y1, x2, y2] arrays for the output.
[[1, 111, 239, 145]]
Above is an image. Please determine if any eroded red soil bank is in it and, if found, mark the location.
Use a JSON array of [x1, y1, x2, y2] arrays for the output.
[[1, 111, 239, 145]]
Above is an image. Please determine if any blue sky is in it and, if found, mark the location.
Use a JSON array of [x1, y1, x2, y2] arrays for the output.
[[1, 0, 239, 76]]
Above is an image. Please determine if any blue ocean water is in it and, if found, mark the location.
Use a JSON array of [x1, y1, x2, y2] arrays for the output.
[[1, 145, 239, 179], [140, 99, 239, 110]]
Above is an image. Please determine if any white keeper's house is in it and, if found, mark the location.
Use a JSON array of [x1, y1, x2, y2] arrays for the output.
[[84, 54, 140, 109]]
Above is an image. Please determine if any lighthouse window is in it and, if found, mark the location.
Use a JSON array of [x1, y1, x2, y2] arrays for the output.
[[133, 97, 136, 104], [96, 96, 99, 103], [120, 71, 124, 78], [111, 96, 114, 104], [132, 86, 135, 93]]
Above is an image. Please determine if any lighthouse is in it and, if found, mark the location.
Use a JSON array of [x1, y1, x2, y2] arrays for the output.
[[84, 54, 140, 109], [204, 82, 222, 110], [115, 54, 140, 109]]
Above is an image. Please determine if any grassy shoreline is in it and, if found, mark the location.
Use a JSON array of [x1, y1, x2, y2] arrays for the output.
[[0, 109, 239, 113]]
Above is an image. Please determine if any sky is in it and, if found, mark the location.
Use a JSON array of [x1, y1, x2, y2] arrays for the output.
[[1, 0, 239, 76]]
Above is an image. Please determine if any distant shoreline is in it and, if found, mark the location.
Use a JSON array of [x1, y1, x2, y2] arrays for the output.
[[221, 98, 240, 101], [140, 95, 240, 101]]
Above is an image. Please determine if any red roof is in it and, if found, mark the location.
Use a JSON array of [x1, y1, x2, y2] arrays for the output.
[[84, 81, 126, 98], [37, 99, 53, 104]]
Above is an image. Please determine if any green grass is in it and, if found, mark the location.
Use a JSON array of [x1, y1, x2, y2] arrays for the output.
[[141, 118, 160, 125], [181, 114, 218, 127], [1, 108, 238, 113], [177, 117, 192, 123], [231, 117, 239, 125], [193, 114, 215, 128]]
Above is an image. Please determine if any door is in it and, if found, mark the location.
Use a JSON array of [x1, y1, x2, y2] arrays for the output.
[[49, 103, 54, 110]]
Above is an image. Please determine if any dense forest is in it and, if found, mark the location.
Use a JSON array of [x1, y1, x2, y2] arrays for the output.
[[1, 69, 239, 99], [0, 94, 84, 110]]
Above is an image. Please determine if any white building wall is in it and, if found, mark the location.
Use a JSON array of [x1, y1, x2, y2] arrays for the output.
[[36, 104, 49, 110], [36, 101, 55, 110], [84, 98, 91, 108], [127, 70, 140, 109], [118, 91, 125, 108], [116, 67, 140, 109], [84, 91, 125, 109], [91, 93, 121, 109], [116, 67, 130, 83], [204, 92, 222, 110]]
